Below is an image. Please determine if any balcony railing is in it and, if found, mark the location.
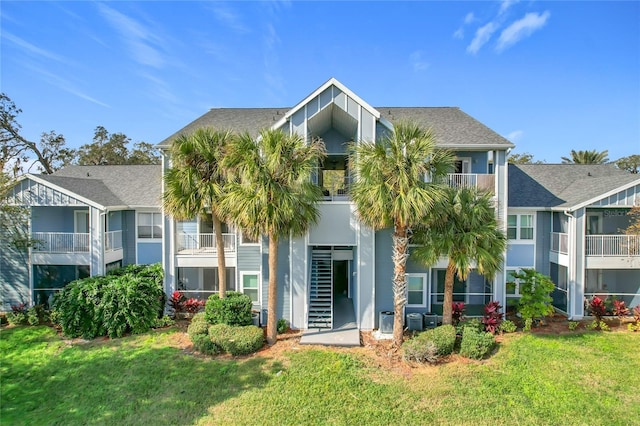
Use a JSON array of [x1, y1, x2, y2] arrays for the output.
[[447, 173, 495, 193], [31, 232, 90, 253], [551, 232, 569, 254], [105, 230, 123, 252], [586, 234, 640, 257], [176, 233, 236, 254]]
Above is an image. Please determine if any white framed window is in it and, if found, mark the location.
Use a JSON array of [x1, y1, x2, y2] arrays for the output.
[[507, 214, 534, 240], [138, 212, 162, 239], [505, 269, 521, 296], [240, 271, 260, 304], [406, 273, 427, 307]]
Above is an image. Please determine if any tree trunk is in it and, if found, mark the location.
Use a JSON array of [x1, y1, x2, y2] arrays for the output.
[[442, 261, 456, 325], [392, 225, 409, 347], [266, 233, 278, 345], [212, 214, 227, 298]]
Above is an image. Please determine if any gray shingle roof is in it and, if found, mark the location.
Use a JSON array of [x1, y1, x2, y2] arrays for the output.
[[509, 163, 639, 209], [39, 165, 162, 208], [158, 107, 514, 149]]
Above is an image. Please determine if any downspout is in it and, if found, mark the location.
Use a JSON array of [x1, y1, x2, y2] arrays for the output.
[[563, 210, 575, 320]]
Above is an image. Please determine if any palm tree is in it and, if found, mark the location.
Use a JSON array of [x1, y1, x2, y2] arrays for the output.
[[163, 127, 233, 298], [349, 121, 453, 347], [412, 187, 506, 325], [561, 149, 609, 164], [221, 129, 326, 345]]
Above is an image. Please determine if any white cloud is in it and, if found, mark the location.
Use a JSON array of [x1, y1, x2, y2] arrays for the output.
[[464, 12, 476, 24], [409, 51, 429, 72], [467, 22, 499, 54], [499, 0, 520, 15], [2, 32, 67, 63], [208, 4, 250, 34], [496, 11, 550, 52], [98, 4, 166, 68], [507, 130, 524, 142], [453, 27, 464, 40]]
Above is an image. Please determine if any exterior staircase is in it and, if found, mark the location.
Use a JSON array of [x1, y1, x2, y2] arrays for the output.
[[308, 249, 333, 328]]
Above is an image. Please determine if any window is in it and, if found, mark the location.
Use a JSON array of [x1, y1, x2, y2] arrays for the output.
[[506, 269, 520, 296], [138, 212, 162, 239], [241, 272, 260, 304], [406, 273, 427, 307], [507, 214, 534, 240]]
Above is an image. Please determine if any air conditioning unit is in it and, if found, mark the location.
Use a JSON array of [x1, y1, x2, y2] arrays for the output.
[[379, 311, 394, 334], [406, 313, 423, 331]]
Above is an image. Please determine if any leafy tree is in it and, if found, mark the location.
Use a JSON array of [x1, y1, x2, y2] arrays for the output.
[[412, 187, 506, 325], [221, 129, 326, 345], [615, 154, 640, 174], [561, 149, 609, 164], [163, 128, 233, 298], [349, 121, 453, 346], [1, 93, 75, 174], [507, 152, 544, 164], [508, 268, 555, 330], [76, 126, 160, 165]]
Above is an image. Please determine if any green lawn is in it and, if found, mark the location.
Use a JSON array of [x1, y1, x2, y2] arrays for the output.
[[2, 326, 639, 425]]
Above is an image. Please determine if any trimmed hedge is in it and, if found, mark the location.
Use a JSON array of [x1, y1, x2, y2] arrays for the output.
[[460, 327, 496, 360], [209, 324, 264, 356], [205, 291, 252, 326], [425, 324, 457, 355], [53, 263, 163, 339], [403, 338, 439, 363]]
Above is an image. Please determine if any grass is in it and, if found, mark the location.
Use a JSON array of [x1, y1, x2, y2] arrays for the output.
[[1, 326, 639, 425]]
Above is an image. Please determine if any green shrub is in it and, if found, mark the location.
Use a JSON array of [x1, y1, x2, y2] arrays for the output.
[[456, 318, 483, 335], [424, 324, 457, 356], [567, 321, 579, 331], [6, 311, 27, 326], [459, 327, 496, 360], [205, 291, 252, 326], [209, 324, 264, 356], [54, 264, 164, 339], [277, 318, 288, 334], [191, 333, 221, 355], [511, 269, 555, 325], [499, 319, 517, 333], [403, 337, 439, 363], [187, 313, 210, 338], [153, 315, 175, 328]]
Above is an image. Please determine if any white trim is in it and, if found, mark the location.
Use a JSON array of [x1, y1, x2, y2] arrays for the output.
[[20, 174, 105, 209], [240, 270, 261, 305], [406, 273, 428, 308], [568, 178, 640, 212], [507, 212, 535, 241]]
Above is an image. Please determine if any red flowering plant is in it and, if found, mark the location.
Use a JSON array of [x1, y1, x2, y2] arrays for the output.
[[183, 298, 205, 314], [169, 291, 186, 313], [452, 302, 465, 326], [482, 301, 504, 334], [588, 296, 608, 330], [612, 299, 630, 319]]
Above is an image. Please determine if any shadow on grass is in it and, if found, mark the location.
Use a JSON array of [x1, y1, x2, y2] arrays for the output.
[[1, 326, 273, 425]]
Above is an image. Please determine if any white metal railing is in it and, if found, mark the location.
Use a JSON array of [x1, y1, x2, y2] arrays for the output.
[[586, 234, 640, 257], [551, 232, 569, 254], [31, 232, 90, 253], [105, 230, 123, 252], [447, 173, 495, 193], [176, 233, 236, 253]]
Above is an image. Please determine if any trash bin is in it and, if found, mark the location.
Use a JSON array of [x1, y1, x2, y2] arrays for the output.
[[252, 311, 261, 327], [406, 313, 423, 331], [379, 311, 394, 334], [423, 313, 438, 329]]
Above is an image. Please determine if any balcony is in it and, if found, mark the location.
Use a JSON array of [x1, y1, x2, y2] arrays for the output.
[[586, 235, 640, 257], [105, 230, 123, 252], [32, 232, 89, 253], [551, 232, 569, 255], [447, 173, 495, 193], [176, 233, 236, 254]]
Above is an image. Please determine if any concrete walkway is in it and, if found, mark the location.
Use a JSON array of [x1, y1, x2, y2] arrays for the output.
[[300, 295, 360, 347]]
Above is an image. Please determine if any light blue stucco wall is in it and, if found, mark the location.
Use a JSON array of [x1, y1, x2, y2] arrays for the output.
[[506, 244, 535, 267], [454, 151, 490, 174], [137, 242, 162, 264], [535, 212, 551, 275], [260, 236, 290, 323], [0, 216, 29, 311], [107, 211, 122, 231], [31, 206, 86, 232], [122, 211, 136, 266]]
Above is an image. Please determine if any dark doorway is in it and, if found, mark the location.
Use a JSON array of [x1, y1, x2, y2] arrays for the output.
[[333, 260, 348, 296]]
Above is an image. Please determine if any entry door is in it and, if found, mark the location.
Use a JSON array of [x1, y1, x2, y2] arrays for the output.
[[586, 212, 603, 235], [455, 158, 472, 174], [74, 211, 89, 233]]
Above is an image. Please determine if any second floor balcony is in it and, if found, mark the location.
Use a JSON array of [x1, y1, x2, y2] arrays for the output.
[[32, 232, 90, 253], [586, 234, 640, 257], [176, 232, 236, 255], [447, 173, 495, 194]]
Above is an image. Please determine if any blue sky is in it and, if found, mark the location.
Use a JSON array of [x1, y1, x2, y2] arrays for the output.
[[2, 1, 638, 164]]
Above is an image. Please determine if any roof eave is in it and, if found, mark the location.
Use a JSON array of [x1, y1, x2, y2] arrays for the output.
[[23, 174, 106, 210]]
